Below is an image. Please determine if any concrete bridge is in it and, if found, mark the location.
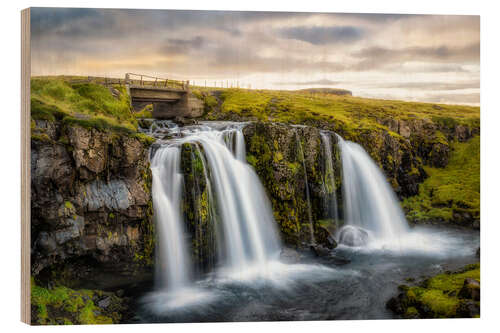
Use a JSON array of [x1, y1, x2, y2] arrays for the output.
[[125, 73, 203, 119]]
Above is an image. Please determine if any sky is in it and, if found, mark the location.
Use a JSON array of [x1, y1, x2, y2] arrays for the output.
[[30, 8, 480, 105]]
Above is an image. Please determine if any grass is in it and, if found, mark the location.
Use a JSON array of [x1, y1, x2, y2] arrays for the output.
[[31, 77, 138, 133], [204, 88, 480, 132], [403, 136, 480, 223]]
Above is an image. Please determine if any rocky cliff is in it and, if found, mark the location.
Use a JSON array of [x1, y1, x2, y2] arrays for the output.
[[31, 119, 155, 289]]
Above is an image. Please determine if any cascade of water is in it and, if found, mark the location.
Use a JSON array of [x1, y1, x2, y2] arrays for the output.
[[294, 131, 315, 245], [193, 126, 280, 272], [222, 127, 246, 162], [150, 122, 281, 290], [336, 135, 409, 245], [150, 146, 191, 291], [319, 131, 339, 229]]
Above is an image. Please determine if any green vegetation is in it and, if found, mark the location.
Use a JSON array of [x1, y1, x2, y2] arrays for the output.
[[31, 278, 123, 325], [403, 136, 480, 224], [134, 104, 153, 118], [208, 88, 479, 132], [31, 77, 138, 133], [395, 263, 480, 318]]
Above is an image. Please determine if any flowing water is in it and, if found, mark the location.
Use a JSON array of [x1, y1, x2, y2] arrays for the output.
[[336, 135, 410, 249], [133, 121, 479, 322], [151, 146, 191, 291]]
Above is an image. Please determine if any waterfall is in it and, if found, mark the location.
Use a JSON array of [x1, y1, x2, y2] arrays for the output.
[[336, 135, 409, 246], [293, 131, 315, 245], [320, 131, 339, 230], [149, 122, 281, 292], [151, 146, 191, 291]]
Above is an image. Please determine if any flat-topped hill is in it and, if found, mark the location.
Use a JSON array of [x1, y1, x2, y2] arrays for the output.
[[297, 87, 352, 96]]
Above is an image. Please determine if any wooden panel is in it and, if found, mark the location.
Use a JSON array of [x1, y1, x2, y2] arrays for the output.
[[21, 7, 31, 325]]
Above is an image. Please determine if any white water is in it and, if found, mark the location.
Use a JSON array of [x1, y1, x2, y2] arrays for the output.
[[336, 135, 409, 245], [150, 123, 282, 289], [334, 135, 473, 257], [151, 146, 191, 291]]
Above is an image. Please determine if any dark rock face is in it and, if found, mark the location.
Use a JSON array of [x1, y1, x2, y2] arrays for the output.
[[242, 122, 340, 247], [31, 120, 154, 288], [180, 143, 217, 273]]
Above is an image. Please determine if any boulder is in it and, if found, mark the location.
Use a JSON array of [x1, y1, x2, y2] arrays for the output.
[[314, 226, 337, 249], [458, 278, 480, 301], [174, 116, 198, 126], [338, 226, 370, 247], [456, 300, 480, 318], [309, 244, 330, 257]]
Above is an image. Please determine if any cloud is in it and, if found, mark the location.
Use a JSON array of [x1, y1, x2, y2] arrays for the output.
[[279, 25, 364, 45], [29, 9, 480, 105], [352, 43, 479, 68], [159, 36, 206, 55]]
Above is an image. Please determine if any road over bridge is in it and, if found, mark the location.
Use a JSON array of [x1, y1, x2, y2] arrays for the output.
[[125, 73, 203, 119]]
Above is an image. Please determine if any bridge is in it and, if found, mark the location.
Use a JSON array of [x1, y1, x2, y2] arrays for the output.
[[124, 73, 203, 119]]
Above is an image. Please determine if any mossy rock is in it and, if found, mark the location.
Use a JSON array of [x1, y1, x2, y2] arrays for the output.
[[31, 278, 127, 325], [387, 263, 480, 319]]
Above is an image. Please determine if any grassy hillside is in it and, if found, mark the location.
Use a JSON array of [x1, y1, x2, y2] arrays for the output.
[[201, 88, 479, 133], [31, 77, 138, 133], [403, 136, 480, 224]]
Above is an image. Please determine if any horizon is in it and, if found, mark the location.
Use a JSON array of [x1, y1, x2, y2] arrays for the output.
[[30, 8, 480, 106]]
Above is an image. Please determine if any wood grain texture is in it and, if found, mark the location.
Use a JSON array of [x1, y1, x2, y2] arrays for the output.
[[21, 7, 31, 325]]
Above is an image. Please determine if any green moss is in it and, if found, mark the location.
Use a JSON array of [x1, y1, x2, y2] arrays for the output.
[[397, 263, 480, 318], [405, 306, 419, 318], [274, 151, 284, 163], [434, 131, 449, 146], [317, 219, 335, 228], [131, 132, 155, 146], [134, 104, 153, 118], [403, 136, 480, 224], [31, 133, 52, 142], [417, 288, 459, 317], [246, 154, 258, 167], [425, 266, 480, 292], [62, 114, 136, 134], [31, 278, 120, 325], [287, 162, 300, 175]]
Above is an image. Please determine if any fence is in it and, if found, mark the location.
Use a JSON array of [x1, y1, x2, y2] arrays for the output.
[[125, 73, 188, 90]]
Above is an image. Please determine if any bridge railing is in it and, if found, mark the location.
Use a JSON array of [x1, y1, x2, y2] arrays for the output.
[[125, 73, 189, 90]]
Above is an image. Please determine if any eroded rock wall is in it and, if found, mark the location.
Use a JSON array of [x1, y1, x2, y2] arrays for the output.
[[31, 120, 154, 288]]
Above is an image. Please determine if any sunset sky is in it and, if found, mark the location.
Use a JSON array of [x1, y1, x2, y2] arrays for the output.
[[31, 8, 480, 105]]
